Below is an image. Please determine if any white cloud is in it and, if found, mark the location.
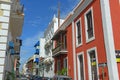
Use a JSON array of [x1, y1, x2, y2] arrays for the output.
[[20, 31, 44, 61], [22, 31, 44, 49], [25, 16, 42, 27], [20, 31, 44, 71]]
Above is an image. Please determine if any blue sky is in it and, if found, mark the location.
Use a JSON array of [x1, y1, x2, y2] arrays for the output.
[[20, 0, 80, 70]]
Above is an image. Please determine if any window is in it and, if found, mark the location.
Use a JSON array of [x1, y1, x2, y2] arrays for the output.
[[64, 58, 67, 68], [87, 47, 99, 80], [64, 58, 68, 75], [77, 52, 85, 80], [63, 35, 67, 49], [57, 60, 61, 72], [76, 19, 82, 46], [85, 7, 95, 43]]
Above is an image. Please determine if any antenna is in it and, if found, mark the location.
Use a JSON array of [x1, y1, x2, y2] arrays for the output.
[[58, 2, 60, 27]]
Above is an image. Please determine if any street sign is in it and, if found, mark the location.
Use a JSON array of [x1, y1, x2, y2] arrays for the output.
[[98, 63, 107, 67]]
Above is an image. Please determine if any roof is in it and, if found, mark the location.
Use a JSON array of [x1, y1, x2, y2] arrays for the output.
[[52, 0, 93, 39], [51, 30, 66, 40]]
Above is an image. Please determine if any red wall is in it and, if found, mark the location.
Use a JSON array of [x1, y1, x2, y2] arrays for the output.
[[109, 0, 120, 79], [74, 0, 109, 80], [66, 24, 74, 79], [54, 0, 120, 79], [27, 60, 34, 73], [54, 24, 75, 79], [54, 55, 67, 74]]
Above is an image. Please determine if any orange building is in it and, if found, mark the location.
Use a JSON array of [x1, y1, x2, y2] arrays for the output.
[[52, 0, 120, 80]]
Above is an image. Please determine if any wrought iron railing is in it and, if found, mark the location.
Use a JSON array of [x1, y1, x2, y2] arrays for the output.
[[52, 43, 67, 55]]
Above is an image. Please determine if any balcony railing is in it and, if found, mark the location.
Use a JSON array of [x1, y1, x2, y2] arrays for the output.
[[14, 52, 20, 58], [52, 43, 67, 57], [16, 39, 22, 46], [44, 40, 51, 49], [10, 0, 24, 15]]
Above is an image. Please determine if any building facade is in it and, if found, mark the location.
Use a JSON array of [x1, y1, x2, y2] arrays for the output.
[[0, 0, 24, 80], [38, 15, 64, 78], [52, 0, 120, 80], [22, 63, 28, 76], [26, 55, 36, 75]]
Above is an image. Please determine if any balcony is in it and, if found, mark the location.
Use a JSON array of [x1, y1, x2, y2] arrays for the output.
[[14, 39, 22, 55], [10, 3, 24, 38], [52, 43, 68, 57], [44, 40, 51, 49], [44, 57, 53, 65], [15, 39, 22, 46], [14, 52, 20, 59]]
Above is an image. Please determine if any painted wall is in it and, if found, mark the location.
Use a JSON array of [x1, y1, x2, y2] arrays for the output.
[[0, 2, 11, 80], [53, 0, 120, 80], [40, 38, 45, 57], [109, 0, 120, 79], [66, 24, 75, 79], [74, 0, 109, 80]]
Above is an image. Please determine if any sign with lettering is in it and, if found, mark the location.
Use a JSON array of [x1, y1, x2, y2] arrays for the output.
[[98, 63, 107, 67], [115, 50, 120, 62]]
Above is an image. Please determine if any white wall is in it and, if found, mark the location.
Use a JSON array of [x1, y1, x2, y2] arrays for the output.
[[0, 3, 11, 80], [40, 38, 45, 57]]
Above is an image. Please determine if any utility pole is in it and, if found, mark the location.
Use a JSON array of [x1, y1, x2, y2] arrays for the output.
[[58, 2, 60, 27]]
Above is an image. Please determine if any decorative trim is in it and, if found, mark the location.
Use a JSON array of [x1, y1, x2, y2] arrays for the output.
[[0, 57, 5, 58], [0, 35, 8, 37], [100, 0, 119, 80], [72, 21, 77, 80], [0, 64, 5, 66], [0, 42, 7, 44], [60, 0, 93, 30], [0, 0, 11, 4], [0, 72, 4, 74], [77, 52, 86, 80], [75, 18, 83, 47], [87, 47, 99, 80], [84, 7, 95, 43]]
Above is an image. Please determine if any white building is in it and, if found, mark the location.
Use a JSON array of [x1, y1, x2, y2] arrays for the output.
[[39, 38, 45, 58], [22, 63, 28, 75], [39, 15, 64, 78], [0, 0, 24, 80]]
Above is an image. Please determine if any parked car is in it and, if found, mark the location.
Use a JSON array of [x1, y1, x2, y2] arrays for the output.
[[20, 75, 28, 80], [52, 75, 72, 80], [21, 76, 28, 80], [30, 75, 42, 80]]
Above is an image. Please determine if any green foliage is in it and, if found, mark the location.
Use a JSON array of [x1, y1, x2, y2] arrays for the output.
[[6, 71, 15, 80], [57, 68, 67, 75]]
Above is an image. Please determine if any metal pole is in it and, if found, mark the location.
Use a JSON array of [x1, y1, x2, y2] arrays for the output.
[[102, 67, 105, 80]]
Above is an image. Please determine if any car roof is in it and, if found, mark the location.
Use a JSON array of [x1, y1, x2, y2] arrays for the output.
[[54, 75, 72, 78]]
